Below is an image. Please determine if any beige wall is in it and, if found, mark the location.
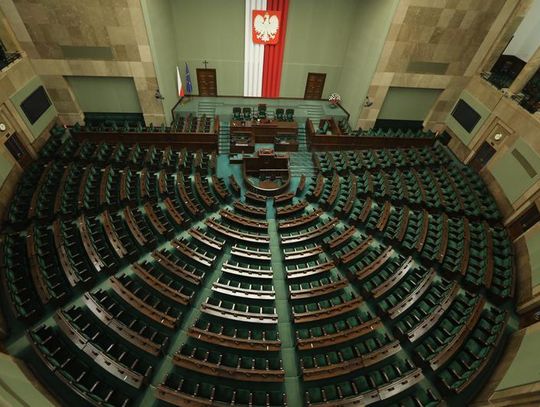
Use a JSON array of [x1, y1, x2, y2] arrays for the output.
[[445, 75, 540, 306], [2, 0, 166, 125], [359, 0, 523, 131], [451, 77, 540, 217], [0, 352, 57, 406], [0, 50, 55, 225], [440, 4, 540, 402], [473, 322, 540, 406], [0, 7, 57, 340]]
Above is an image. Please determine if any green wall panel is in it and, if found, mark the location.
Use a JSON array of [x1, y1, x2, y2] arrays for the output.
[[337, 0, 398, 126], [280, 64, 343, 99], [66, 76, 142, 114], [163, 0, 397, 103], [9, 76, 57, 141], [527, 229, 540, 288], [141, 0, 177, 124], [379, 87, 443, 121], [0, 353, 55, 407], [280, 0, 357, 98], [445, 91, 491, 145], [171, 0, 245, 96], [60, 46, 114, 60], [496, 327, 540, 391], [491, 138, 540, 203]]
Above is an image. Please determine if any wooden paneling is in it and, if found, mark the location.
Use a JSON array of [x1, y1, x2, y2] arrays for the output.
[[471, 141, 497, 171], [4, 133, 33, 168], [196, 69, 217, 96], [304, 72, 326, 100], [72, 131, 218, 152], [508, 203, 540, 241]]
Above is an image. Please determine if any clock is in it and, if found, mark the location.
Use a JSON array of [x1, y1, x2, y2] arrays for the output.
[[494, 133, 503, 141]]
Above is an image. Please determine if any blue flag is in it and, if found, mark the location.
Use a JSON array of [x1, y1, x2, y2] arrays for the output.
[[185, 63, 193, 95]]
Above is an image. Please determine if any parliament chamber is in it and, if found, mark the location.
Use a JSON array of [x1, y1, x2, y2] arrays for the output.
[[0, 1, 539, 407]]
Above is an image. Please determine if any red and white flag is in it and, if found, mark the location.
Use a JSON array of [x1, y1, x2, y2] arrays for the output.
[[177, 66, 184, 97], [244, 1, 289, 98]]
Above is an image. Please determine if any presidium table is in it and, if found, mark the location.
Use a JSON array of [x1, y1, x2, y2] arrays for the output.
[[230, 119, 299, 153]]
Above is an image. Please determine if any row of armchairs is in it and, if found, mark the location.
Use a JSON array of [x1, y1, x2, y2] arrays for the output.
[[28, 324, 132, 406], [1, 234, 42, 320], [357, 127, 436, 139], [172, 113, 214, 133], [436, 307, 507, 393], [10, 164, 225, 230], [232, 106, 294, 121], [304, 359, 422, 406], [40, 133, 204, 173], [281, 189, 510, 405], [313, 145, 452, 175]]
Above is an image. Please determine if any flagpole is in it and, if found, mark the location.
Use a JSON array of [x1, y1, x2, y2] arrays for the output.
[[184, 62, 193, 104]]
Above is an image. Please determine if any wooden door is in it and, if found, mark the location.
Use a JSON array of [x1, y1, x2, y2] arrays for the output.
[[304, 73, 326, 100], [470, 141, 496, 172], [507, 204, 540, 241], [4, 132, 33, 168], [196, 68, 217, 96]]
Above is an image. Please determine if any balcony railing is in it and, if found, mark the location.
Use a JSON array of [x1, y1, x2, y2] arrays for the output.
[[0, 51, 21, 71]]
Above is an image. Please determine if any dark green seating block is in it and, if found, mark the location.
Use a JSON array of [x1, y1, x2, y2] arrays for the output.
[[159, 373, 286, 406], [29, 325, 131, 407]]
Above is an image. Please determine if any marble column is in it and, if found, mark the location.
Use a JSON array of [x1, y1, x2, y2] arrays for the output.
[[509, 45, 540, 94]]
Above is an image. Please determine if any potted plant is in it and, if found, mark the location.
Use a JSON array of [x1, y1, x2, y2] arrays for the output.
[[328, 93, 341, 108]]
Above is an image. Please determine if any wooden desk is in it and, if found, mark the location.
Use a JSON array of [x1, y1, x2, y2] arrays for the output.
[[77, 215, 106, 273], [71, 119, 219, 152], [293, 295, 363, 324], [110, 276, 179, 329], [189, 228, 225, 251], [132, 263, 192, 305], [276, 201, 308, 218], [274, 140, 299, 152], [152, 250, 204, 285], [286, 260, 334, 279], [54, 311, 148, 389], [201, 298, 278, 324], [219, 208, 268, 230], [306, 119, 435, 151], [278, 209, 323, 230], [102, 210, 129, 259], [82, 292, 167, 356], [188, 322, 280, 351], [230, 119, 298, 143], [283, 245, 323, 262], [230, 134, 255, 154], [233, 200, 267, 218]]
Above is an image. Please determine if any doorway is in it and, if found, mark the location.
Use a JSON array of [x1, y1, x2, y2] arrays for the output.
[[507, 204, 540, 241], [304, 72, 326, 100], [470, 141, 497, 172], [196, 69, 218, 96], [4, 132, 33, 168]]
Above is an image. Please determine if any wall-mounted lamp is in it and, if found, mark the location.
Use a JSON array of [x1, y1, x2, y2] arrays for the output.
[[363, 96, 373, 107], [510, 92, 525, 102], [493, 133, 504, 142], [154, 90, 165, 100], [0, 123, 6, 132]]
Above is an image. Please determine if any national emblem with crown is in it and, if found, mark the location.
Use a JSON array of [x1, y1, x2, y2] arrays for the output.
[[252, 10, 281, 45]]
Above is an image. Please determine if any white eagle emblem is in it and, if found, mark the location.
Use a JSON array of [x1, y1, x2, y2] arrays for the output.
[[254, 13, 279, 43]]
